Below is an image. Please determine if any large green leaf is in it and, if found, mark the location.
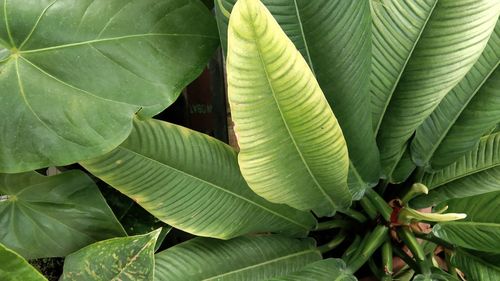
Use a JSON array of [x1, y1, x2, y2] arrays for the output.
[[373, 0, 500, 177], [411, 20, 500, 170], [446, 191, 500, 223], [433, 222, 500, 253], [265, 259, 356, 281], [451, 250, 500, 281], [226, 0, 351, 216], [61, 229, 160, 281], [81, 119, 316, 239], [0, 0, 218, 173], [0, 243, 47, 281], [216, 0, 380, 191], [411, 132, 500, 207], [0, 170, 125, 259], [154, 235, 321, 280]]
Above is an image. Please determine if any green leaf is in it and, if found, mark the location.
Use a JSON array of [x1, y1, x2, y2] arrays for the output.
[[226, 0, 351, 216], [0, 0, 218, 173], [216, 0, 380, 192], [411, 20, 500, 170], [411, 132, 500, 207], [391, 146, 416, 184], [154, 235, 321, 280], [446, 191, 500, 223], [451, 249, 500, 281], [81, 119, 316, 239], [373, 0, 500, 177], [61, 229, 160, 281], [433, 222, 500, 253], [265, 258, 356, 281], [0, 243, 47, 281], [0, 170, 125, 259]]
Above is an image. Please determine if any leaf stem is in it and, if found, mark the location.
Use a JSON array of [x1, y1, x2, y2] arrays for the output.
[[318, 231, 347, 254], [365, 189, 392, 221], [347, 225, 389, 272], [339, 208, 367, 223], [313, 220, 350, 231], [360, 196, 378, 220], [381, 241, 393, 280], [413, 232, 455, 250], [392, 245, 419, 272]]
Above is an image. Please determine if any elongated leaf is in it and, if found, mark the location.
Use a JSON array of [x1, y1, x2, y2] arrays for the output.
[[82, 119, 316, 239], [0, 243, 47, 281], [433, 222, 500, 253], [411, 132, 500, 207], [62, 229, 160, 281], [217, 0, 380, 190], [446, 191, 500, 223], [0, 171, 125, 259], [265, 259, 356, 281], [391, 146, 416, 184], [451, 250, 500, 281], [227, 0, 351, 216], [374, 0, 500, 177], [154, 235, 321, 280], [411, 20, 500, 170], [0, 0, 218, 173]]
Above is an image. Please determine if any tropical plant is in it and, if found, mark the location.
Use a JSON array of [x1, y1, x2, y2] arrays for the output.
[[1, 0, 500, 280]]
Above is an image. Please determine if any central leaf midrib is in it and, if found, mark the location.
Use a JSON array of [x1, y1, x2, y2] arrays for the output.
[[110, 235, 156, 281], [247, 7, 338, 211], [115, 146, 311, 230], [201, 249, 318, 281]]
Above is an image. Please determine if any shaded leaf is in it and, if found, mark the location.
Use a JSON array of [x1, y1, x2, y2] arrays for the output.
[[411, 20, 500, 170], [451, 249, 500, 281], [61, 229, 161, 281], [446, 191, 500, 223], [265, 258, 356, 281], [82, 119, 316, 239], [433, 222, 500, 253], [0, 0, 218, 173], [154, 235, 321, 280], [226, 0, 351, 216], [0, 243, 47, 281], [0, 170, 125, 259]]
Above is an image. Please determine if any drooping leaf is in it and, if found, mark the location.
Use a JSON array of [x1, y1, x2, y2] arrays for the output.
[[411, 20, 500, 170], [433, 222, 500, 253], [0, 0, 218, 173], [0, 170, 125, 259], [373, 0, 500, 177], [265, 259, 356, 281], [411, 132, 500, 207], [61, 229, 160, 281], [154, 235, 321, 281], [226, 0, 351, 216], [0, 243, 47, 281], [82, 119, 316, 239], [451, 249, 500, 281], [216, 0, 380, 191]]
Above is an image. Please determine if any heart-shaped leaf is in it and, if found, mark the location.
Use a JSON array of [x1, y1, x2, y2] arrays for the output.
[[226, 0, 351, 216], [0, 243, 47, 281], [0, 0, 218, 173], [154, 235, 321, 280], [61, 229, 161, 281], [81, 119, 316, 239], [0, 170, 125, 259]]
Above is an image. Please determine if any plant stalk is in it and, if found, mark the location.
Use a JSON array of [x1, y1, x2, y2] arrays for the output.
[[318, 231, 347, 254], [365, 189, 392, 221], [381, 241, 393, 280], [360, 197, 378, 220], [314, 220, 350, 231], [347, 225, 389, 272]]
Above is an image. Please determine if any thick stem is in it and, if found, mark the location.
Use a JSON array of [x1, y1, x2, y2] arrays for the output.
[[392, 245, 419, 272], [348, 225, 389, 272], [339, 208, 367, 223], [360, 197, 378, 220], [381, 241, 393, 280], [413, 232, 455, 250], [314, 220, 351, 231], [397, 226, 430, 275], [318, 231, 347, 254], [366, 189, 392, 221]]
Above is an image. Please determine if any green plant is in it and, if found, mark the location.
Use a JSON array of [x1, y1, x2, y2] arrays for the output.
[[1, 0, 500, 280]]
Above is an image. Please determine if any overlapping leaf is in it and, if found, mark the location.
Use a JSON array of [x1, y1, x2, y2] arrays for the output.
[[411, 20, 500, 170], [411, 132, 500, 207], [0, 171, 125, 259], [226, 0, 351, 216], [61, 229, 160, 281], [217, 0, 380, 193], [451, 250, 500, 281], [154, 235, 321, 280], [373, 0, 500, 177], [265, 259, 356, 281], [82, 119, 316, 239], [0, 0, 218, 173], [0, 243, 47, 281]]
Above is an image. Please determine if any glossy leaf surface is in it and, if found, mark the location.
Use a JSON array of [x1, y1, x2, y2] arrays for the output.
[[0, 243, 47, 281], [265, 259, 356, 281], [226, 0, 351, 216], [0, 171, 125, 259], [82, 119, 316, 239], [451, 250, 500, 281], [412, 20, 500, 170], [0, 0, 218, 173], [155, 235, 321, 280], [373, 0, 500, 177], [61, 229, 160, 281], [433, 222, 500, 253]]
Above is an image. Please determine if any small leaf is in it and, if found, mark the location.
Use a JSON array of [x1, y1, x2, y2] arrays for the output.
[[265, 258, 356, 281], [0, 243, 47, 281], [61, 229, 161, 281], [154, 235, 321, 280], [0, 170, 125, 259]]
